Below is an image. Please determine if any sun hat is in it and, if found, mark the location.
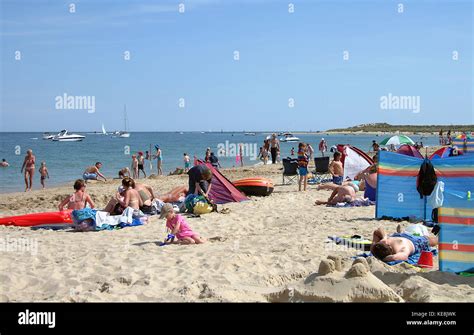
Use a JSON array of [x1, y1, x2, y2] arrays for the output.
[[159, 203, 174, 219]]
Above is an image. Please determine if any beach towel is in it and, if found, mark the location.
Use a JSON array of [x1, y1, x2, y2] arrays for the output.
[[120, 207, 145, 224], [331, 199, 375, 207]]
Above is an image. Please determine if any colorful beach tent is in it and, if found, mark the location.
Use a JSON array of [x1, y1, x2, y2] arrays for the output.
[[430, 146, 464, 160], [376, 151, 474, 221], [396, 144, 423, 158], [379, 135, 415, 146], [452, 133, 473, 153], [336, 145, 374, 180], [197, 161, 249, 204]]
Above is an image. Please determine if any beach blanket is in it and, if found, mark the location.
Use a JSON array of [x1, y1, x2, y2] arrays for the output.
[[72, 209, 144, 231], [330, 199, 375, 207]]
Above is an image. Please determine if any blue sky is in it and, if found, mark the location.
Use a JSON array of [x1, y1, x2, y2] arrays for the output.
[[1, 0, 472, 132]]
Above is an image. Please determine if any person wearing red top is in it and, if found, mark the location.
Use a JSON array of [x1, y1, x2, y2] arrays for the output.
[[297, 142, 309, 191]]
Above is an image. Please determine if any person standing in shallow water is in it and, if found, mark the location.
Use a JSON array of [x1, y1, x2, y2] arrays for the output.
[[155, 146, 163, 175], [21, 149, 36, 192]]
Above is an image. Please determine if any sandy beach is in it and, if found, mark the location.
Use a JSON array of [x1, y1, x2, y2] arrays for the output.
[[1, 157, 473, 303]]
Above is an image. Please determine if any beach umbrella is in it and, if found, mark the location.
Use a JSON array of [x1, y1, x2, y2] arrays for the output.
[[430, 146, 464, 159], [455, 133, 472, 140], [397, 144, 423, 158], [379, 135, 415, 146]]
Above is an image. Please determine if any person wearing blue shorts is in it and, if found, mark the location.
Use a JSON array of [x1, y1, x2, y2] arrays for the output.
[[297, 143, 309, 191], [370, 227, 438, 264]]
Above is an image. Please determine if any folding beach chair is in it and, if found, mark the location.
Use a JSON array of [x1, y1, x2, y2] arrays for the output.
[[313, 156, 332, 183], [282, 158, 299, 184]]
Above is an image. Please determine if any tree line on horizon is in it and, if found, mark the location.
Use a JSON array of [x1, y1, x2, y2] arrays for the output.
[[327, 123, 473, 133]]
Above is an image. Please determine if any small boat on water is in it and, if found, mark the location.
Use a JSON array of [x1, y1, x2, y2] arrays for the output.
[[117, 105, 130, 138], [244, 132, 256, 136], [42, 133, 55, 140], [101, 123, 108, 135], [279, 133, 300, 142], [52, 129, 85, 142]]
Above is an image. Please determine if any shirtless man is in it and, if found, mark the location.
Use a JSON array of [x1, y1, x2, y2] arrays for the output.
[[370, 227, 438, 262], [21, 149, 36, 191], [83, 162, 107, 182], [315, 185, 355, 205], [329, 151, 344, 185], [0, 159, 9, 167]]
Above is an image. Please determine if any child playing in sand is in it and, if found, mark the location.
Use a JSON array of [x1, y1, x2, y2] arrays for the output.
[[39, 161, 49, 189], [59, 179, 95, 211], [297, 143, 309, 191], [131, 155, 139, 179], [329, 151, 344, 185], [159, 203, 205, 245]]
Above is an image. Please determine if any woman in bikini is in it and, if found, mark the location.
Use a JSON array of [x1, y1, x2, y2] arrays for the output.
[[58, 179, 95, 211], [21, 149, 36, 192], [118, 178, 143, 217]]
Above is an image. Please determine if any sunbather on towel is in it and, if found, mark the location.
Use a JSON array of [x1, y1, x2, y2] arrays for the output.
[[315, 185, 355, 205], [317, 180, 359, 193], [370, 227, 438, 263]]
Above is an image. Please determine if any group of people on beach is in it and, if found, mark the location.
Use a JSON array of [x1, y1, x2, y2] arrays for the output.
[[60, 162, 213, 244], [439, 129, 452, 146], [2, 149, 52, 191]]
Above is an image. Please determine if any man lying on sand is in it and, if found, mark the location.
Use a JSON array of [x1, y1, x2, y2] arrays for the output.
[[370, 227, 438, 262], [315, 185, 356, 205]]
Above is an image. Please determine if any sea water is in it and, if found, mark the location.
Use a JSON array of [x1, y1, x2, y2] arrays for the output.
[[0, 132, 438, 193]]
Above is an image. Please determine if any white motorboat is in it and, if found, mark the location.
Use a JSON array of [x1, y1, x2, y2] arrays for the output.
[[52, 130, 85, 142], [42, 133, 55, 140], [244, 132, 256, 136], [279, 133, 300, 142]]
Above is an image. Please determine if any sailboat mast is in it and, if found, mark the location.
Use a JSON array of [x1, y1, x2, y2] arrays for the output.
[[124, 104, 127, 132]]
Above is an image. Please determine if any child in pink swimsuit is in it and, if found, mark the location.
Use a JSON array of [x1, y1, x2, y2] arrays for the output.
[[159, 203, 204, 244]]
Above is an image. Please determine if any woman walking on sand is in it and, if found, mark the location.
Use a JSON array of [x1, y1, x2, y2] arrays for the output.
[[21, 149, 36, 192]]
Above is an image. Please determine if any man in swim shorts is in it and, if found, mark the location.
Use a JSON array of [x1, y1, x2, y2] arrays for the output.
[[329, 151, 344, 185], [83, 162, 107, 181], [370, 227, 438, 263]]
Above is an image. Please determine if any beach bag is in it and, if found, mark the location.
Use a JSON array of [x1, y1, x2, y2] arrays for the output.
[[193, 202, 214, 215], [185, 194, 206, 213], [416, 159, 437, 199]]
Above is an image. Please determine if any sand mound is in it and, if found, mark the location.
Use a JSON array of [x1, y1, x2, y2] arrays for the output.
[[268, 257, 404, 302]]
